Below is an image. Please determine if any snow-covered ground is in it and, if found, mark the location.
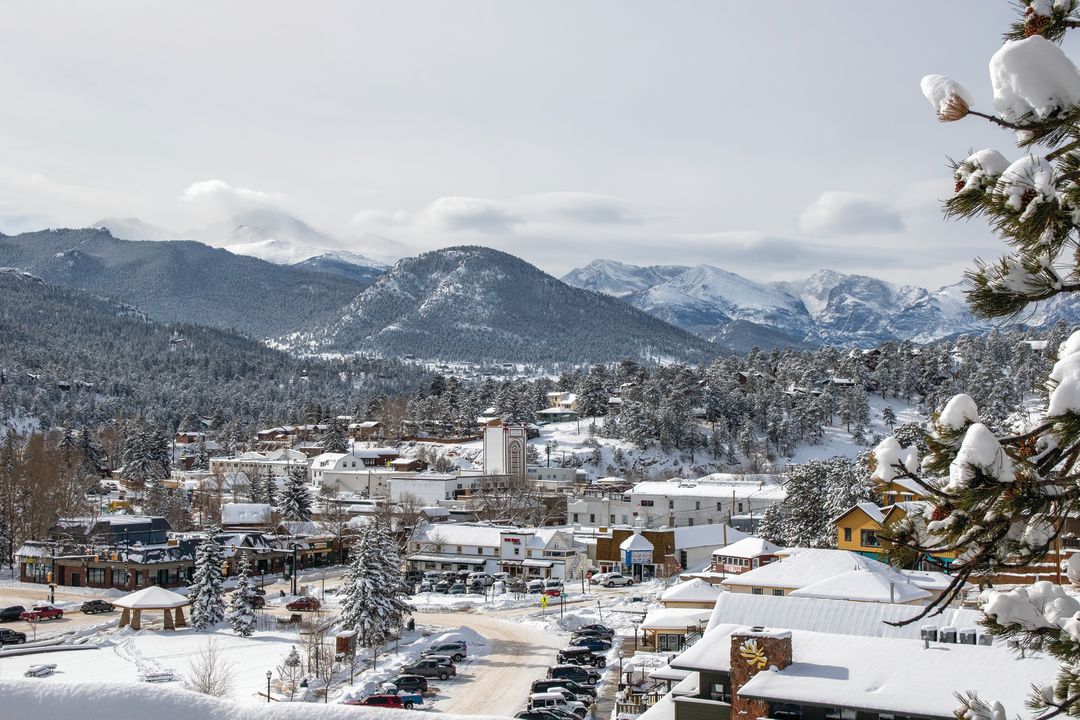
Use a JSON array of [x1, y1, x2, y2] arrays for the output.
[[397, 394, 925, 481]]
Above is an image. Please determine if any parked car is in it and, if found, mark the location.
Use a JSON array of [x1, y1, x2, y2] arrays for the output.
[[599, 573, 633, 588], [388, 674, 429, 693], [20, 605, 63, 621], [575, 624, 614, 637], [80, 600, 114, 614], [0, 605, 26, 622], [530, 679, 597, 699], [448, 583, 467, 595], [423, 571, 441, 582], [526, 579, 546, 593], [0, 628, 27, 645], [569, 636, 612, 653], [401, 658, 457, 680], [544, 579, 564, 590], [518, 708, 580, 720], [547, 664, 601, 685], [528, 691, 588, 718], [252, 595, 266, 609], [557, 646, 607, 668], [422, 641, 467, 662], [468, 581, 485, 594], [253, 586, 267, 596], [285, 597, 321, 611], [587, 572, 614, 585], [418, 581, 434, 593], [467, 572, 495, 587], [434, 581, 451, 594], [344, 694, 405, 709], [380, 687, 424, 708]]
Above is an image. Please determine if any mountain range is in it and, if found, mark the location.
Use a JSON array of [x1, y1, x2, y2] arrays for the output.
[[561, 259, 1080, 350], [289, 246, 719, 363]]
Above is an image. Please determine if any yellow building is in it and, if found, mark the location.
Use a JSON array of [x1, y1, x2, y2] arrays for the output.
[[835, 500, 958, 569]]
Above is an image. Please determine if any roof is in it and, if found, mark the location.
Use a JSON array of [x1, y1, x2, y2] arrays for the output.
[[672, 524, 748, 550], [660, 579, 722, 604], [881, 475, 927, 497], [619, 533, 654, 552], [702, 592, 982, 640], [712, 536, 783, 559], [113, 585, 190, 609], [721, 548, 908, 591], [677, 624, 1056, 717], [220, 503, 272, 526], [630, 477, 785, 500], [537, 407, 577, 415], [789, 569, 931, 604], [412, 522, 507, 547], [310, 453, 349, 469], [640, 608, 712, 631], [840, 502, 885, 525]]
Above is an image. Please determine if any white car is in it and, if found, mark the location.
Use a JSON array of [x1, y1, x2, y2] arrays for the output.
[[588, 572, 616, 585], [599, 573, 633, 588]]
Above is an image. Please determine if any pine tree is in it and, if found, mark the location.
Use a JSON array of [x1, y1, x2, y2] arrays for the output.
[[322, 418, 349, 454], [192, 436, 210, 471], [280, 465, 311, 522], [227, 551, 257, 637], [264, 468, 278, 508], [338, 518, 410, 646], [897, 9, 1080, 714], [189, 526, 226, 630]]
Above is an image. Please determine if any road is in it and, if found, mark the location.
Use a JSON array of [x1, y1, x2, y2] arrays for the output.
[[413, 610, 572, 717]]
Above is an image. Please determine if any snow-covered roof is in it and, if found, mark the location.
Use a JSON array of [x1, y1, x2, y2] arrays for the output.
[[712, 536, 783, 559], [310, 453, 349, 469], [660, 578, 722, 604], [789, 569, 931, 604], [721, 548, 907, 591], [412, 522, 508, 547], [619, 533, 654, 552], [113, 585, 190, 609], [537, 407, 577, 415], [640, 608, 712, 631], [703, 591, 981, 640], [631, 477, 785, 500], [672, 624, 1053, 717], [842, 501, 885, 524], [672, 524, 748, 550], [220, 503, 272, 526]]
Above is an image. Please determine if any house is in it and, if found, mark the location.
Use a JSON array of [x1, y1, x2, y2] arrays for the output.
[[659, 578, 722, 609], [835, 500, 959, 569], [639, 608, 713, 653], [536, 407, 578, 424], [546, 391, 578, 410], [349, 420, 382, 440], [720, 547, 952, 604], [220, 503, 273, 531], [309, 452, 399, 497], [568, 475, 785, 529], [209, 448, 307, 483], [388, 457, 426, 472], [407, 522, 584, 580], [595, 524, 749, 579], [711, 537, 783, 576], [652, 622, 1056, 720]]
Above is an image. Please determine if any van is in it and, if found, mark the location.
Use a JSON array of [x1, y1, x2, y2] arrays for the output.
[[528, 692, 588, 718], [467, 572, 494, 586]]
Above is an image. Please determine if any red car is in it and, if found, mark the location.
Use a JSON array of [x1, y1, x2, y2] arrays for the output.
[[20, 604, 63, 621], [345, 694, 405, 709], [285, 597, 320, 611]]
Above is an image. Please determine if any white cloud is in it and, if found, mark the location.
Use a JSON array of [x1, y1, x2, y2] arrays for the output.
[[181, 179, 289, 214], [798, 191, 905, 235]]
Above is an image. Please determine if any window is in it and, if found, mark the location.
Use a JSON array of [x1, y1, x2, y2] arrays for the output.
[[738, 502, 744, 513], [707, 518, 713, 524], [589, 514, 595, 523], [717, 501, 722, 511], [668, 500, 674, 509], [113, 568, 128, 586], [772, 588, 784, 596], [640, 500, 654, 507], [456, 546, 462, 553], [860, 529, 881, 548], [609, 515, 615, 524], [688, 518, 694, 527], [87, 567, 106, 585], [843, 527, 852, 542], [695, 501, 700, 510], [751, 587, 763, 595], [513, 547, 520, 556], [572, 514, 579, 523]]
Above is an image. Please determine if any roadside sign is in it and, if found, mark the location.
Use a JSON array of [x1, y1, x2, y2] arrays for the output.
[[540, 595, 549, 609]]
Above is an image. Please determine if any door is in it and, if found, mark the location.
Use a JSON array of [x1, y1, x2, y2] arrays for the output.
[[69, 572, 81, 587]]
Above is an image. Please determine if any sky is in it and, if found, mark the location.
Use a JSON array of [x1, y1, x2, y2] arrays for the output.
[[0, 1, 1062, 286]]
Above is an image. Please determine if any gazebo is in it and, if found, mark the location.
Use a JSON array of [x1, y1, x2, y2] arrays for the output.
[[113, 585, 190, 630]]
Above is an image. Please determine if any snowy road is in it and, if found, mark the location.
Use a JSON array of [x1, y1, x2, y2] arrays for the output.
[[413, 611, 570, 717]]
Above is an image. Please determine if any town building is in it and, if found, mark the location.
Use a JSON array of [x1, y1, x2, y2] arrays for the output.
[[710, 536, 783, 576], [407, 522, 584, 580], [593, 524, 749, 579]]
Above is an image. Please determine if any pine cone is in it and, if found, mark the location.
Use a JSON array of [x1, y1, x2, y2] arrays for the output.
[[930, 504, 953, 522], [1025, 7, 1051, 37], [955, 177, 966, 194], [938, 92, 970, 122], [1020, 187, 1038, 210]]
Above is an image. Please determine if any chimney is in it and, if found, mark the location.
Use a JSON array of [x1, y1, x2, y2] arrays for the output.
[[730, 628, 792, 718]]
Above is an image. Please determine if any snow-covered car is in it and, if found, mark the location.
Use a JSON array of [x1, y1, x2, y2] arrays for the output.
[[526, 579, 546, 593], [467, 572, 495, 586], [448, 583, 467, 595], [587, 572, 614, 585]]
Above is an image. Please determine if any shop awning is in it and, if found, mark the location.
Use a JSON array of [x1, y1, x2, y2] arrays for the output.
[[522, 559, 553, 568], [407, 554, 485, 566]]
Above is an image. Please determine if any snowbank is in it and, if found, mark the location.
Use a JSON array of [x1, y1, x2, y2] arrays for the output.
[[1, 679, 512, 720]]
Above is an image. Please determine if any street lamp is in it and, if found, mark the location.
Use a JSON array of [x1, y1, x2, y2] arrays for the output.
[[618, 650, 624, 690], [632, 621, 640, 651], [266, 670, 272, 702]]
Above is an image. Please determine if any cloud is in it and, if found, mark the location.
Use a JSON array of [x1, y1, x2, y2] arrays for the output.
[[516, 192, 641, 226], [181, 179, 289, 214], [798, 191, 905, 235], [417, 196, 520, 233]]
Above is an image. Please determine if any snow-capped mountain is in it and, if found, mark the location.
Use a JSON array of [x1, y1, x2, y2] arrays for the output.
[[562, 259, 1076, 348], [293, 246, 718, 363]]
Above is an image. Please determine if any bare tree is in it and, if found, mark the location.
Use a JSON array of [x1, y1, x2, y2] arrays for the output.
[[184, 638, 235, 697], [276, 645, 304, 702]]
